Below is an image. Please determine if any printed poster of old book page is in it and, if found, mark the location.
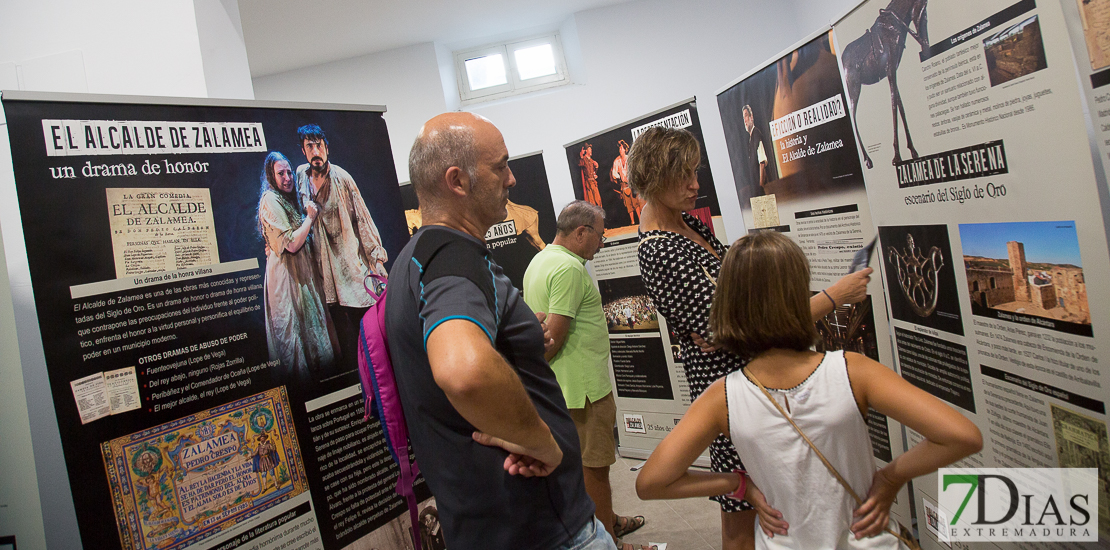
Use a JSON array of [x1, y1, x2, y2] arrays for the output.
[[105, 366, 141, 416], [100, 387, 308, 550], [105, 188, 219, 278], [1051, 404, 1110, 537], [1077, 0, 1110, 70], [70, 366, 142, 425], [71, 372, 111, 425], [750, 194, 780, 228]]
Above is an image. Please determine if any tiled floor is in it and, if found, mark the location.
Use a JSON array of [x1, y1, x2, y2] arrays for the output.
[[607, 455, 724, 550]]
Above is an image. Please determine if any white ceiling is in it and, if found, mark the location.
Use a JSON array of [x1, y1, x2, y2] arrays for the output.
[[239, 0, 633, 77]]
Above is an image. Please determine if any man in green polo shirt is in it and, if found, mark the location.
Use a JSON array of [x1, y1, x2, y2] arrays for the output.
[[524, 201, 645, 546]]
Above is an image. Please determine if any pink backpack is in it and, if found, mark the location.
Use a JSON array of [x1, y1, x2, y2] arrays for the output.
[[357, 274, 423, 550]]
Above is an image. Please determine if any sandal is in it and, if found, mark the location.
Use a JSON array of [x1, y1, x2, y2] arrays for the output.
[[613, 515, 646, 538], [618, 541, 658, 550]]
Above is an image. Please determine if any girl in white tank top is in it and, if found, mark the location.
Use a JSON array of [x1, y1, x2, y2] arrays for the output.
[[635, 231, 981, 550], [726, 350, 896, 549]]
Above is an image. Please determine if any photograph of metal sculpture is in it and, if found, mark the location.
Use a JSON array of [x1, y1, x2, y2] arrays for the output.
[[878, 224, 964, 335], [984, 15, 1048, 87], [840, 0, 929, 169], [599, 276, 660, 333], [959, 221, 1091, 336]]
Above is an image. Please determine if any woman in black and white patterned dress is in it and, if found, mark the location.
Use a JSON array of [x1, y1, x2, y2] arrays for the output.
[[629, 127, 872, 550]]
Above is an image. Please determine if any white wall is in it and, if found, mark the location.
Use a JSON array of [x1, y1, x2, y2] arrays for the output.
[[194, 0, 256, 99], [252, 0, 828, 240], [0, 7, 210, 549], [787, 0, 865, 37], [0, 3, 252, 548], [0, 1, 842, 545], [469, 0, 811, 240], [0, 0, 208, 96], [253, 42, 451, 182], [0, 0, 259, 99], [0, 128, 46, 550]]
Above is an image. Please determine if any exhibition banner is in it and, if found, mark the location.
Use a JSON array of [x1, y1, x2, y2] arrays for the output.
[[717, 28, 908, 526], [564, 99, 723, 237], [718, 32, 867, 241], [399, 151, 557, 289], [0, 94, 433, 550], [564, 100, 724, 461], [833, 0, 1110, 546], [485, 153, 557, 286]]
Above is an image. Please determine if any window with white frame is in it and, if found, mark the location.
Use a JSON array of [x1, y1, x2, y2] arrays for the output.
[[455, 33, 569, 103]]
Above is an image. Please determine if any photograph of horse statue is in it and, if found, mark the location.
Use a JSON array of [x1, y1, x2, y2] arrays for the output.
[[841, 0, 929, 169]]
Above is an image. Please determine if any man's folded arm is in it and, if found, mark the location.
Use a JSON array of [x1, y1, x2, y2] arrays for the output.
[[425, 319, 562, 470]]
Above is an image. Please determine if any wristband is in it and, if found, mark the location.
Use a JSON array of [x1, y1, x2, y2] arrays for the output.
[[727, 469, 747, 500], [821, 289, 836, 308]]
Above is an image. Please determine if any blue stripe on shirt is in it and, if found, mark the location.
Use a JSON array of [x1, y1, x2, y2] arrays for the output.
[[423, 315, 494, 349]]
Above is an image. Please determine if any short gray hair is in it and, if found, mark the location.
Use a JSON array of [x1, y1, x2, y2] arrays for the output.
[[556, 201, 605, 236], [408, 123, 478, 204]]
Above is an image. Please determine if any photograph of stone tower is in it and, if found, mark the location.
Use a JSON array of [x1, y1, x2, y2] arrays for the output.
[[959, 221, 1090, 336]]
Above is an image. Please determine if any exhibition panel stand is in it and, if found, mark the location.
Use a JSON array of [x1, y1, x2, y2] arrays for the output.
[[398, 151, 559, 290], [831, 0, 1110, 545], [0, 92, 432, 550], [563, 98, 726, 464], [715, 28, 911, 531]]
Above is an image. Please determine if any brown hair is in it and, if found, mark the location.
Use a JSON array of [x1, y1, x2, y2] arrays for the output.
[[709, 231, 817, 360], [626, 127, 700, 202]]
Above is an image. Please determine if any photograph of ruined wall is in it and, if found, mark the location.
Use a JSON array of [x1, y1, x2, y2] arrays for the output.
[[959, 221, 1090, 335], [984, 15, 1048, 87]]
